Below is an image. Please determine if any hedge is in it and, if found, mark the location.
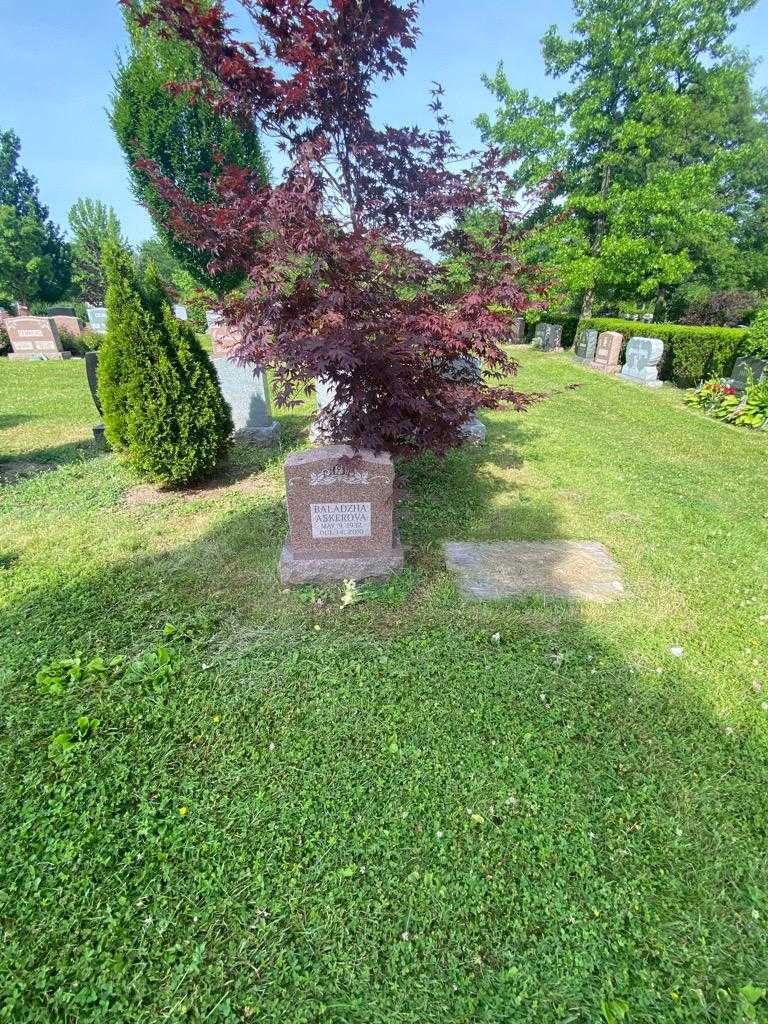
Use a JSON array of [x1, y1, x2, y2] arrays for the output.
[[577, 317, 749, 389]]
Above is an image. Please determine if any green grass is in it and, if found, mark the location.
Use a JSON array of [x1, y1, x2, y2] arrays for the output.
[[1, 350, 767, 1023]]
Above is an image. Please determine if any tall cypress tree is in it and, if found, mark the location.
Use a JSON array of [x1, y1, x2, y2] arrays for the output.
[[99, 239, 233, 485], [110, 2, 269, 293]]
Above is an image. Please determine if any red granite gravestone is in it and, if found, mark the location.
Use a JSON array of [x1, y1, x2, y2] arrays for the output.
[[50, 315, 83, 338], [5, 317, 71, 360], [589, 330, 623, 374], [280, 445, 404, 585]]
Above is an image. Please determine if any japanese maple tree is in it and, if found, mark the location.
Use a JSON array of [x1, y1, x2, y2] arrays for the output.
[[122, 0, 541, 454]]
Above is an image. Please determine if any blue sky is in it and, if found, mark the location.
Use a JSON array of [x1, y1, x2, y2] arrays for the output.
[[1, 0, 766, 246]]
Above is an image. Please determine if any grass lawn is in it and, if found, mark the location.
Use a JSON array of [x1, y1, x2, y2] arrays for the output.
[[1, 349, 767, 1023]]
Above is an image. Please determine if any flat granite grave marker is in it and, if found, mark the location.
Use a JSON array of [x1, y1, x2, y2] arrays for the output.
[[444, 540, 624, 602], [723, 356, 768, 395], [589, 330, 623, 374], [574, 328, 598, 363], [5, 317, 71, 360], [619, 336, 664, 388], [280, 445, 404, 585], [533, 322, 563, 352], [86, 307, 108, 334]]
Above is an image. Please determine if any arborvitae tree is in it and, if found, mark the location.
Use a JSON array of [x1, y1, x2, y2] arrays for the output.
[[99, 239, 233, 485], [110, 2, 269, 293]]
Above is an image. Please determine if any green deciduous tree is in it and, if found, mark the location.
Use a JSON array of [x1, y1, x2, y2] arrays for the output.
[[0, 129, 71, 304], [477, 0, 767, 318], [110, 2, 269, 293], [99, 239, 232, 485], [68, 198, 127, 305]]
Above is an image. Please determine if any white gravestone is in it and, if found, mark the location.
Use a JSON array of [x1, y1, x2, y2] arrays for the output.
[[205, 310, 222, 333], [619, 336, 664, 388], [173, 304, 188, 321], [86, 307, 108, 334]]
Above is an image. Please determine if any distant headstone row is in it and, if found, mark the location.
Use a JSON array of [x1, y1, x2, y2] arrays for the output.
[[572, 327, 663, 386]]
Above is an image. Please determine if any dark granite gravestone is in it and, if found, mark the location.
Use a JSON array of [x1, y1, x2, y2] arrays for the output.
[[723, 356, 768, 396], [509, 317, 525, 343], [619, 336, 664, 388], [574, 329, 598, 363], [84, 351, 107, 445], [533, 322, 563, 352], [280, 446, 404, 584], [48, 305, 77, 318], [443, 356, 486, 443]]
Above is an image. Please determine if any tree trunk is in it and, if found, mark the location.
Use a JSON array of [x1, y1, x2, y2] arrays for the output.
[[580, 163, 612, 319]]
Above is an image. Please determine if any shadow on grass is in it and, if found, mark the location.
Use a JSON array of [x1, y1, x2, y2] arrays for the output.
[[0, 439, 105, 485], [0, 414, 36, 432], [0, 473, 766, 1021]]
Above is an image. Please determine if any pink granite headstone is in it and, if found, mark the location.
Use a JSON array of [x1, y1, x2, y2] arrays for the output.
[[51, 314, 83, 338], [5, 317, 71, 361], [279, 445, 405, 585], [589, 331, 623, 374], [210, 324, 242, 357]]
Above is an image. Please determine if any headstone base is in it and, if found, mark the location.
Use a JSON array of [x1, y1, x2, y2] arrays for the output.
[[459, 416, 487, 444], [8, 351, 72, 361], [92, 423, 108, 448], [280, 535, 405, 585], [236, 420, 280, 445], [619, 371, 663, 389]]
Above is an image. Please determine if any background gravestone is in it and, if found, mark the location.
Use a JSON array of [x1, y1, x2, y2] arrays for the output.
[[173, 304, 188, 321], [48, 305, 76, 318], [84, 351, 107, 446], [205, 310, 222, 333], [533, 322, 563, 352], [590, 331, 623, 374], [5, 317, 71, 361], [86, 307, 108, 334], [310, 376, 345, 443], [51, 314, 83, 338], [723, 356, 768, 395], [212, 357, 279, 445], [574, 329, 598, 363], [619, 336, 664, 388], [210, 324, 240, 357], [509, 316, 525, 343], [280, 445, 404, 584], [444, 356, 486, 444]]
